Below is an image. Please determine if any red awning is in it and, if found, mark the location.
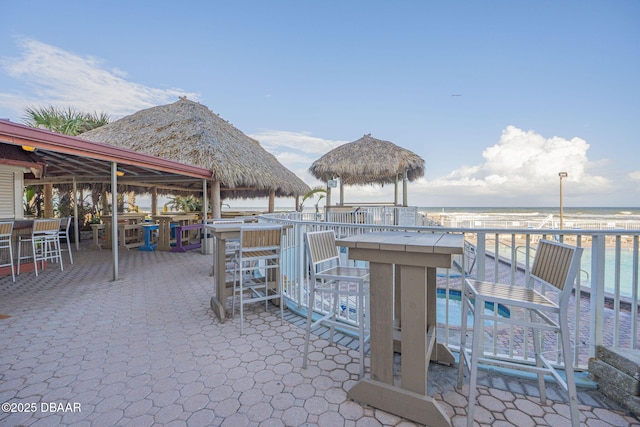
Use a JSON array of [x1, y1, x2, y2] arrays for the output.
[[0, 142, 47, 178]]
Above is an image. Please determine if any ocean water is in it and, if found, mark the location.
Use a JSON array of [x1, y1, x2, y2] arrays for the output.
[[419, 207, 640, 216]]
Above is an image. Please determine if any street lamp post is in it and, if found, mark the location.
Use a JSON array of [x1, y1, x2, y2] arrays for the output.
[[559, 172, 568, 229]]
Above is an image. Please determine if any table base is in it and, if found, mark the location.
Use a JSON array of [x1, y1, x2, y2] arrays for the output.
[[210, 297, 226, 323], [348, 378, 451, 427]]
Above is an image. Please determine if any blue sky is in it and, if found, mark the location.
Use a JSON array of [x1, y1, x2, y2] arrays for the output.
[[1, 1, 639, 208]]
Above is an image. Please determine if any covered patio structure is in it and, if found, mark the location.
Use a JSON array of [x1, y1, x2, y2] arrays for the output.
[[0, 119, 212, 280], [309, 133, 425, 208], [81, 98, 310, 217]]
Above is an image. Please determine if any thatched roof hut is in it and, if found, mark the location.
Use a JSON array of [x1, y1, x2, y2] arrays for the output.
[[309, 134, 425, 206], [82, 98, 310, 216]]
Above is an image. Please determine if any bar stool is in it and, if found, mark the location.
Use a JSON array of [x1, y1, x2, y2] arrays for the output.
[[303, 230, 370, 378], [457, 239, 584, 427], [17, 218, 63, 276], [0, 222, 15, 282], [58, 217, 73, 264], [232, 225, 284, 334]]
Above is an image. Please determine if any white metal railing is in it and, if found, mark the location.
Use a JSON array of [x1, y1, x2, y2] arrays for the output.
[[256, 211, 640, 371], [432, 211, 640, 231]]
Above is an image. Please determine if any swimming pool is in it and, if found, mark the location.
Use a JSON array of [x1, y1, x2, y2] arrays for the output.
[[436, 288, 511, 326], [337, 288, 510, 327]]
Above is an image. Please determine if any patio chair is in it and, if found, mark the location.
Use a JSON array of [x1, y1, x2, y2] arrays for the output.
[[17, 218, 63, 276], [457, 239, 584, 427], [58, 217, 73, 264], [0, 222, 15, 282], [209, 219, 244, 278], [302, 230, 370, 378], [232, 225, 284, 334]]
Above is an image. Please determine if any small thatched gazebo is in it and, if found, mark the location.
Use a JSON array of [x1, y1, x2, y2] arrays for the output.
[[309, 133, 425, 207], [82, 98, 310, 217]]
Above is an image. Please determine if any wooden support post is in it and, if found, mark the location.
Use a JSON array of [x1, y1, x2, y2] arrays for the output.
[[268, 189, 275, 213], [151, 187, 158, 215], [211, 180, 221, 219], [44, 183, 53, 218]]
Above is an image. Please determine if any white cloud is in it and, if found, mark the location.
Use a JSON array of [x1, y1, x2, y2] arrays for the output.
[[250, 129, 349, 189], [408, 125, 612, 205], [0, 38, 198, 119], [628, 171, 640, 181], [251, 129, 347, 156]]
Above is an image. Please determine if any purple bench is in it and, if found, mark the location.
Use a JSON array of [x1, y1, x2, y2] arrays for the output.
[[170, 223, 203, 252]]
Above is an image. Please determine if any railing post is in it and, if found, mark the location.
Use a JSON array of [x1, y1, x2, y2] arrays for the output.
[[633, 236, 639, 349], [297, 222, 306, 308], [476, 232, 486, 281], [590, 234, 606, 358]]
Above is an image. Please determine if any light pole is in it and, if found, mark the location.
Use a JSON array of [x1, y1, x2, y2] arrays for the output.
[[559, 172, 568, 229]]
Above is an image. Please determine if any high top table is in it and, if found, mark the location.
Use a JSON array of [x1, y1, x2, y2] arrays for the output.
[[204, 222, 287, 323], [336, 231, 464, 427], [205, 222, 243, 323], [152, 214, 198, 251]]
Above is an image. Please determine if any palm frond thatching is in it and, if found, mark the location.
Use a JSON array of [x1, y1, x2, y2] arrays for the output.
[[309, 134, 425, 185], [81, 98, 310, 199]]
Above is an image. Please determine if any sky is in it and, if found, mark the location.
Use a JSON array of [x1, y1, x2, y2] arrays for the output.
[[1, 1, 639, 209]]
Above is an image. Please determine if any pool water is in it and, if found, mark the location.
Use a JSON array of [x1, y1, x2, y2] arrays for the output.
[[436, 289, 510, 326], [339, 288, 510, 326]]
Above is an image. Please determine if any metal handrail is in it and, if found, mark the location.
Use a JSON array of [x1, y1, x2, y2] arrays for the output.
[[257, 211, 640, 369]]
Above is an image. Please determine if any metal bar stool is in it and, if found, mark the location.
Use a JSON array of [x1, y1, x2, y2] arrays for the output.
[[232, 225, 284, 334], [17, 218, 63, 276], [0, 222, 15, 282]]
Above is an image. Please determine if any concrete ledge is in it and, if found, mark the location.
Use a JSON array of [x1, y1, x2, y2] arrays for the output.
[[589, 358, 640, 396], [590, 345, 640, 418], [596, 346, 640, 379]]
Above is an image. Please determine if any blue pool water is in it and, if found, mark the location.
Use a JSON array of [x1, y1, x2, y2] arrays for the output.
[[436, 288, 510, 326], [581, 247, 637, 297], [339, 289, 511, 326]]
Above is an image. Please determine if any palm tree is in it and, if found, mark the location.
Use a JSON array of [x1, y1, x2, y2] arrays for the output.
[[22, 105, 111, 219], [164, 195, 202, 213], [22, 106, 109, 136], [298, 186, 327, 213]]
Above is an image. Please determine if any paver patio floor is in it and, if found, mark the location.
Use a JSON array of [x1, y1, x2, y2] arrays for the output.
[[0, 241, 638, 426]]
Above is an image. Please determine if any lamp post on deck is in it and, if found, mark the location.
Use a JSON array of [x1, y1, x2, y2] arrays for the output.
[[559, 172, 568, 229]]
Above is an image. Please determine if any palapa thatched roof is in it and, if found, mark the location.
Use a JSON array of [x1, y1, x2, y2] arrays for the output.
[[81, 98, 310, 199], [309, 134, 425, 185]]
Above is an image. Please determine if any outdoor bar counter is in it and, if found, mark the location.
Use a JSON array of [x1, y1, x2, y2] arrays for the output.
[[336, 231, 464, 427]]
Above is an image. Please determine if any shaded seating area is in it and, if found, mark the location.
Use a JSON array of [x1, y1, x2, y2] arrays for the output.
[[309, 133, 424, 207]]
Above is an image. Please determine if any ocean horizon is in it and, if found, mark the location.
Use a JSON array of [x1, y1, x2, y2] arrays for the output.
[[418, 206, 640, 217], [136, 205, 640, 217]]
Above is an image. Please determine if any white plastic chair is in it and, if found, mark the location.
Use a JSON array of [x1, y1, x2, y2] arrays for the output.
[[17, 218, 63, 276], [232, 225, 284, 334], [302, 230, 370, 378], [0, 222, 15, 282], [457, 239, 584, 427], [58, 217, 74, 264]]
